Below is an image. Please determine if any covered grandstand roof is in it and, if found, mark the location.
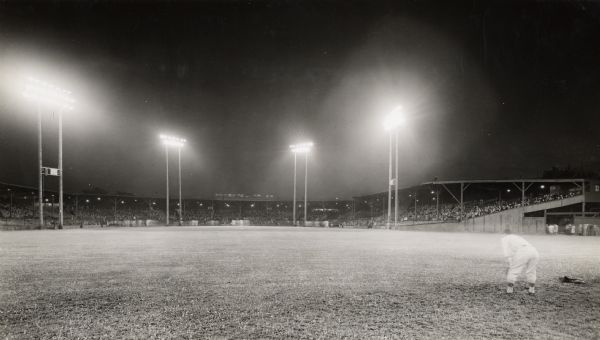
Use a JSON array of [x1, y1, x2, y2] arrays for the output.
[[421, 178, 585, 185]]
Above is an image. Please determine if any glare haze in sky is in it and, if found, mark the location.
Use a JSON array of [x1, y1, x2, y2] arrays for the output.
[[0, 1, 599, 199]]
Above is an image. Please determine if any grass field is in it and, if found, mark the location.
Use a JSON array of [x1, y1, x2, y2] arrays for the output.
[[1, 226, 599, 339]]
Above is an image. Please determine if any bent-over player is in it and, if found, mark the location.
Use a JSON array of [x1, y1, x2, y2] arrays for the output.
[[501, 229, 539, 294]]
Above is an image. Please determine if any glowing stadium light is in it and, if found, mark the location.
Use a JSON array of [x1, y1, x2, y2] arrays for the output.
[[85, 199, 90, 203], [160, 134, 186, 147], [22, 76, 76, 229], [540, 185, 545, 189], [22, 76, 75, 110], [289, 142, 313, 153], [383, 106, 404, 131], [97, 197, 101, 201], [289, 141, 314, 226], [159, 134, 187, 226]]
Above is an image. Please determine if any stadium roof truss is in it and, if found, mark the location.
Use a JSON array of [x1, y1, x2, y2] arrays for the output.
[[420, 179, 587, 221]]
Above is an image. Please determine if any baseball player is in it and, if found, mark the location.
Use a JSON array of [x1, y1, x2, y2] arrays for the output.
[[501, 229, 539, 294]]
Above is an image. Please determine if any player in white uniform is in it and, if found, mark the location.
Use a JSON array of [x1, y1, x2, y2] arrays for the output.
[[501, 229, 539, 294]]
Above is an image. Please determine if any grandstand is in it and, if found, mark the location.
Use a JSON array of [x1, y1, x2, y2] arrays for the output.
[[354, 178, 600, 234], [2, 178, 599, 234], [0, 181, 352, 228]]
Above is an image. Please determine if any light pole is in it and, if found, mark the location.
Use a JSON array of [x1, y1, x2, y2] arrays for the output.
[[178, 147, 182, 225], [387, 133, 392, 227], [290, 142, 313, 226], [38, 106, 43, 227], [165, 144, 169, 225], [395, 129, 399, 225], [293, 151, 297, 225], [160, 134, 186, 226], [383, 106, 404, 227], [304, 152, 308, 224], [22, 77, 75, 229]]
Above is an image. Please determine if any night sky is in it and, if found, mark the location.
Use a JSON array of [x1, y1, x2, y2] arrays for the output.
[[0, 1, 599, 200]]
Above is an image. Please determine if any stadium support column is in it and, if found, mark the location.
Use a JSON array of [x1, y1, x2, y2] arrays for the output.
[[38, 105, 44, 228], [414, 192, 417, 223], [165, 144, 169, 226], [387, 133, 392, 227], [582, 180, 586, 215], [521, 181, 525, 207], [436, 189, 439, 221], [394, 129, 399, 226], [460, 182, 464, 222], [304, 152, 308, 225], [58, 110, 64, 229], [293, 152, 297, 226]]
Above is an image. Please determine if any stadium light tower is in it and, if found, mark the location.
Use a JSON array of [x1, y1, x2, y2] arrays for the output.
[[383, 106, 404, 227], [160, 134, 186, 226], [290, 142, 313, 226], [22, 76, 75, 229]]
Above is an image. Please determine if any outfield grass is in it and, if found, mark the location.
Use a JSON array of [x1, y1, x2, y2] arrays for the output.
[[0, 226, 599, 339]]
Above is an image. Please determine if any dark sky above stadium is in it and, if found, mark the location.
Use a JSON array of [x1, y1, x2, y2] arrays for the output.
[[0, 1, 599, 200]]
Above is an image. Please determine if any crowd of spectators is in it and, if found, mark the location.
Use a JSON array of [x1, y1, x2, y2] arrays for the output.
[[464, 191, 578, 219], [344, 190, 581, 225], [0, 183, 585, 227]]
